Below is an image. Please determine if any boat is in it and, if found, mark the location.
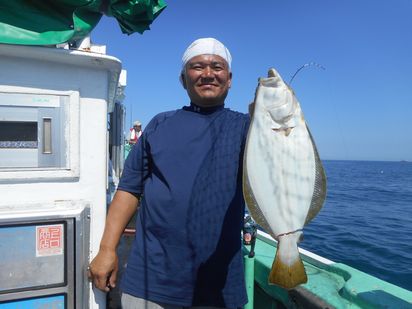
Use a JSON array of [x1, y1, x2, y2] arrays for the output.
[[1, 2, 411, 308], [241, 229, 412, 308]]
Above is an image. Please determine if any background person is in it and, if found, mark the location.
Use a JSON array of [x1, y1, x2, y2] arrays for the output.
[[128, 120, 142, 145]]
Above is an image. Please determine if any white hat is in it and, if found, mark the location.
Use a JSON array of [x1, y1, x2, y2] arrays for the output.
[[133, 120, 141, 126], [181, 38, 232, 71]]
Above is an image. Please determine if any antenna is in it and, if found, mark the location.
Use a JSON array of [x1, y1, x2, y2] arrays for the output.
[[130, 103, 133, 127], [289, 62, 325, 85]]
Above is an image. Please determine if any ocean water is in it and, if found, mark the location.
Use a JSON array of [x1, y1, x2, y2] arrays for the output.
[[299, 160, 412, 291]]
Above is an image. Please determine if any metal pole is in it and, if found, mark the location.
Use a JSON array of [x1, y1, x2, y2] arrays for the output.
[[243, 215, 257, 309], [244, 254, 255, 309]]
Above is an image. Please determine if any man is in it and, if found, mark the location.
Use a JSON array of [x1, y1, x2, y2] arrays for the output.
[[128, 120, 142, 144], [89, 38, 249, 309]]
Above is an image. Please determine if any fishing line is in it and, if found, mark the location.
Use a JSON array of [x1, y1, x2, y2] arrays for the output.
[[289, 62, 325, 85], [288, 62, 350, 160], [276, 228, 303, 238]]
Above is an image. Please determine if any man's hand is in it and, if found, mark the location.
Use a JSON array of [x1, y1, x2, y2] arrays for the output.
[[87, 190, 139, 292], [88, 248, 119, 292]]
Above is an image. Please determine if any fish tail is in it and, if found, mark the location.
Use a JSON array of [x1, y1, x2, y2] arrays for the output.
[[268, 233, 307, 289]]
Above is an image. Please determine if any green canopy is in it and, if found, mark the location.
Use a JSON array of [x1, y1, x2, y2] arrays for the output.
[[0, 0, 167, 45]]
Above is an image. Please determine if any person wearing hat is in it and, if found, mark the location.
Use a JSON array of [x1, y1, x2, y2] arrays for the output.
[[128, 120, 142, 145], [89, 38, 249, 309]]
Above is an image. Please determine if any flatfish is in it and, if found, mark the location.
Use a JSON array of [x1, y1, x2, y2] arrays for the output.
[[243, 68, 327, 289]]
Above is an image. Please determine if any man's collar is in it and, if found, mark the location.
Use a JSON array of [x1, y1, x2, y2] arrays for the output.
[[183, 102, 224, 114]]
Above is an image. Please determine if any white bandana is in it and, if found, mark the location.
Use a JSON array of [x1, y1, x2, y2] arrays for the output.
[[181, 38, 232, 71]]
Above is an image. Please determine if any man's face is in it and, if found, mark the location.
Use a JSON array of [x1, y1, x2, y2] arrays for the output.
[[134, 125, 141, 132], [181, 54, 232, 107]]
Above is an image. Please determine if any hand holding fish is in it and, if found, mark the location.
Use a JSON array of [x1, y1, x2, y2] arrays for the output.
[[243, 68, 327, 289]]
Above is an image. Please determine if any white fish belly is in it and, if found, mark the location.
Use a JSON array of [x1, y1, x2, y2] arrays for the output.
[[245, 106, 316, 236]]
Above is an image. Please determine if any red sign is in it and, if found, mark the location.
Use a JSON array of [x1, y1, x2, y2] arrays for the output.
[[36, 224, 64, 256]]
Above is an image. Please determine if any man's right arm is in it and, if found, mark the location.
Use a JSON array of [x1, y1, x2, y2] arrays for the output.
[[88, 190, 139, 292]]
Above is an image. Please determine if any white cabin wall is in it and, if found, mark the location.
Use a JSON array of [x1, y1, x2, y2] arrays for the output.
[[0, 45, 121, 308]]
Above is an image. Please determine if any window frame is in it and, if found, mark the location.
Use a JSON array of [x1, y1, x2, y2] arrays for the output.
[[0, 87, 80, 183]]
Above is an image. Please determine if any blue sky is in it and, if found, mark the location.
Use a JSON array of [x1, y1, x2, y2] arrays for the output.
[[92, 0, 412, 162]]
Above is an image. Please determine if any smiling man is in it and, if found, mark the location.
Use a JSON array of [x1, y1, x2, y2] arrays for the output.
[[89, 38, 249, 309], [183, 55, 230, 104]]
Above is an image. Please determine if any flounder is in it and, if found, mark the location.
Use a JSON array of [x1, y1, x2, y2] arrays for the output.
[[243, 68, 327, 289]]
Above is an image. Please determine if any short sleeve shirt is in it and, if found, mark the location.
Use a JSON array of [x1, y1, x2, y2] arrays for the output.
[[119, 104, 249, 308]]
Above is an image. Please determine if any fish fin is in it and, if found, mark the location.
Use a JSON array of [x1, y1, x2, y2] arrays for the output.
[[304, 125, 327, 224], [248, 101, 255, 117], [268, 234, 307, 289]]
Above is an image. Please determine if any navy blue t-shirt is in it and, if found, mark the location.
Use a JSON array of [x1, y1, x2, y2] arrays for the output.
[[118, 104, 249, 308]]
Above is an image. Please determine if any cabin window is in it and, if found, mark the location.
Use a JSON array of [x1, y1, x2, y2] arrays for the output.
[[0, 93, 67, 170], [0, 121, 38, 148]]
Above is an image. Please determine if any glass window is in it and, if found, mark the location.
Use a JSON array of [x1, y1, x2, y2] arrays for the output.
[[0, 121, 38, 149], [0, 93, 67, 169]]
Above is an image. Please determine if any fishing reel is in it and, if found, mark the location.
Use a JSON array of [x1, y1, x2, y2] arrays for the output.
[[243, 215, 258, 258]]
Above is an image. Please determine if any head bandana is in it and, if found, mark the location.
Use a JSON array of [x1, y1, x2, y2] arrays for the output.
[[181, 38, 232, 71]]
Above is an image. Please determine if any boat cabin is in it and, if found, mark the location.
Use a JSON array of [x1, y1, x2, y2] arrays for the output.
[[0, 43, 125, 308]]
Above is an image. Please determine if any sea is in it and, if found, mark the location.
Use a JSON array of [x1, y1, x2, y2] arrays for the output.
[[299, 160, 412, 291]]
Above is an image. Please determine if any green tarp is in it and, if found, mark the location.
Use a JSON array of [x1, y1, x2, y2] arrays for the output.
[[0, 0, 166, 45]]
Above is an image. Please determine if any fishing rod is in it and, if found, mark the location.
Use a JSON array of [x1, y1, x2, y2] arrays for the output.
[[289, 62, 325, 85]]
